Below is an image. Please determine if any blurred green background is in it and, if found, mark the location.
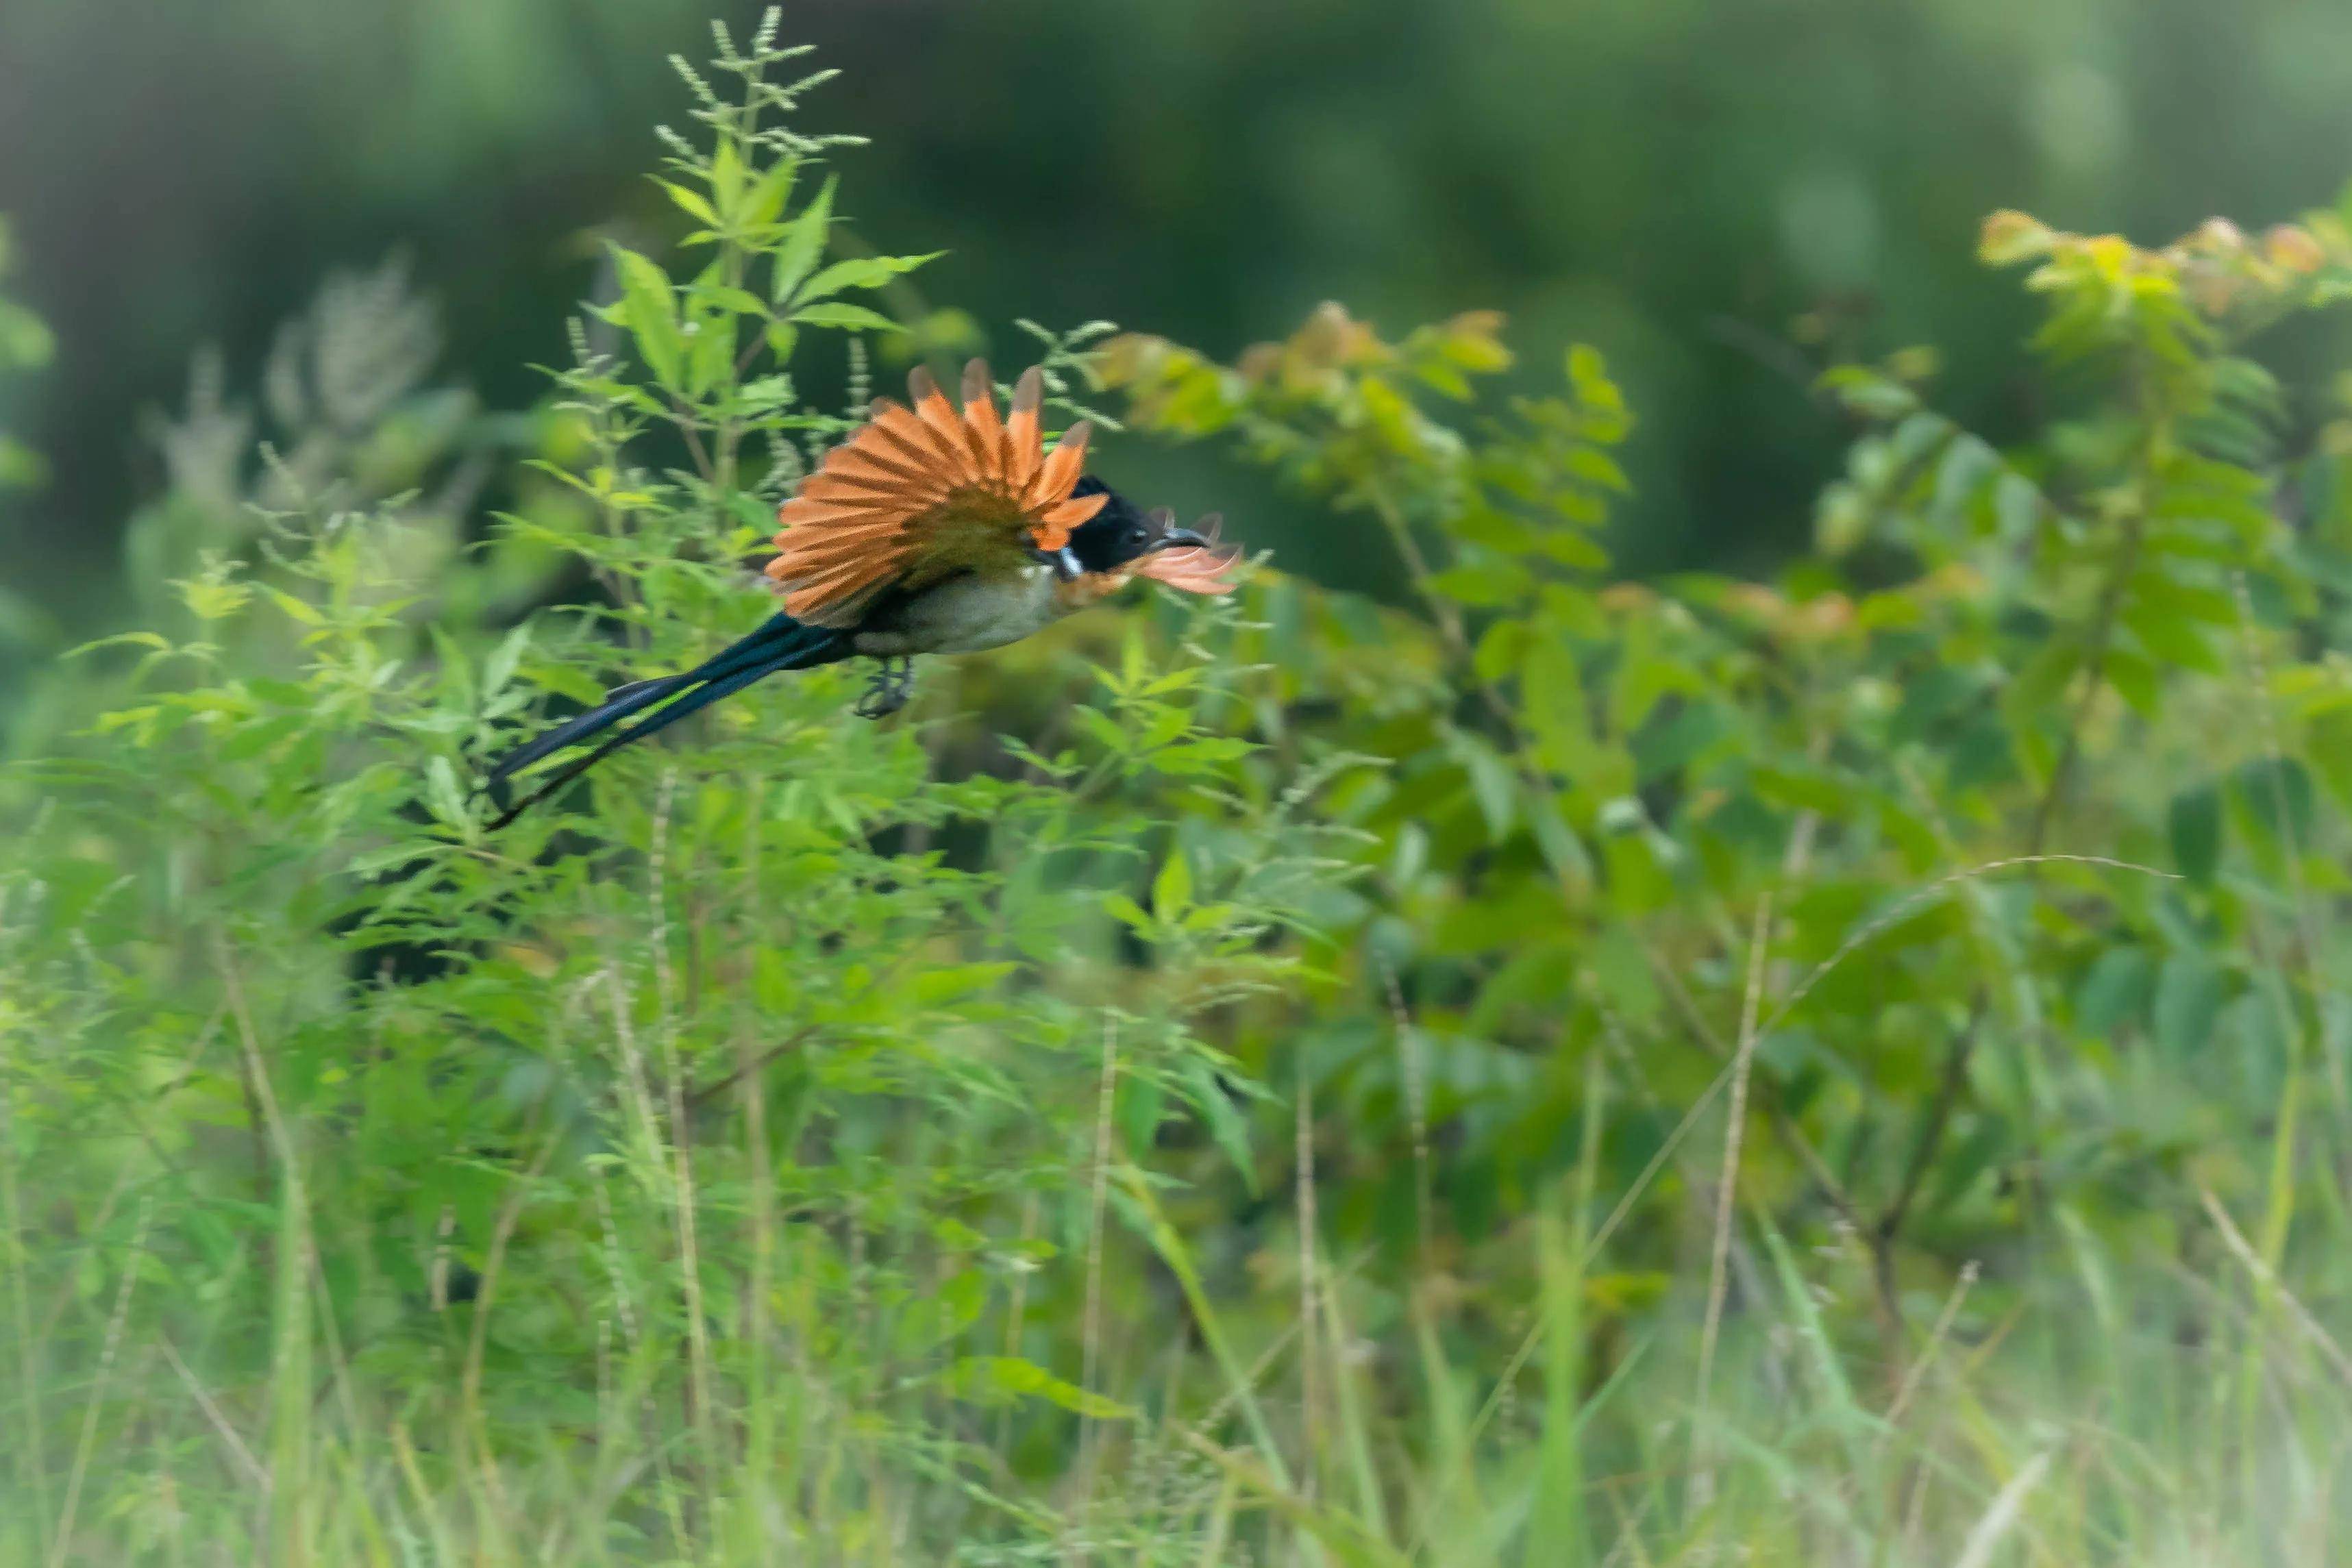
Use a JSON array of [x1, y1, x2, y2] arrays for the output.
[[8, 0, 2352, 644], [14, 5, 2352, 1559]]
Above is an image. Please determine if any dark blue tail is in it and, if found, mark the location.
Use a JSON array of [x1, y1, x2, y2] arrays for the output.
[[484, 612, 850, 828]]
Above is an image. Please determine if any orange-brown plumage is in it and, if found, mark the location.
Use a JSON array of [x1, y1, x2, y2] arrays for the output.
[[767, 359, 1107, 625]]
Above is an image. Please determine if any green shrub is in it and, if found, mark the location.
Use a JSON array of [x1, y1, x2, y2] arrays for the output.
[[9, 14, 2352, 1565]]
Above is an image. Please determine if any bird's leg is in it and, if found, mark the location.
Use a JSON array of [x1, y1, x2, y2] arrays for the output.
[[854, 656, 915, 719]]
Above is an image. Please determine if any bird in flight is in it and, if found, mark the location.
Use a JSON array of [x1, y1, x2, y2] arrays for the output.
[[483, 358, 1240, 827]]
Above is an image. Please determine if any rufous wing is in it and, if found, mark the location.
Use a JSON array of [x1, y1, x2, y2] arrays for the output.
[[765, 359, 1108, 625]]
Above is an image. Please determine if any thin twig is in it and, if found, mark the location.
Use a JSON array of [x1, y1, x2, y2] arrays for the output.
[[160, 1334, 271, 1493], [1951, 1452, 2052, 1568], [995, 1189, 1042, 1462], [686, 1020, 822, 1110], [1365, 488, 1534, 745], [1294, 1053, 1322, 1506], [0, 1077, 53, 1559], [685, 945, 925, 1109], [1377, 959, 1435, 1272], [32, 1163, 133, 1352], [2231, 569, 2344, 1112], [2200, 1187, 2352, 1392], [1879, 991, 1990, 1254], [1691, 897, 1772, 1513], [1703, 315, 1832, 408], [650, 771, 721, 1513], [215, 935, 299, 1170], [1644, 942, 1865, 1236], [1882, 1260, 1980, 1433], [1758, 854, 2177, 1043], [48, 1198, 151, 1568], [734, 766, 777, 1480], [461, 1105, 560, 1434], [2024, 513, 2143, 856], [1076, 1015, 1121, 1540]]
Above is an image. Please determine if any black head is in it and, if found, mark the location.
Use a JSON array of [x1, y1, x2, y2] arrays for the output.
[[1063, 475, 1210, 572]]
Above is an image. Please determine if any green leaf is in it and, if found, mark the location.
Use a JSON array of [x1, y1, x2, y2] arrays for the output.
[[2075, 947, 2152, 1037], [1539, 529, 1611, 572], [2152, 954, 2227, 1060], [1818, 366, 1917, 421], [480, 625, 529, 700], [2168, 783, 2223, 882], [2307, 706, 2352, 809], [1474, 619, 1531, 683], [2121, 600, 2221, 673], [741, 156, 798, 229], [907, 962, 1017, 1005], [1565, 343, 1622, 416], [260, 586, 323, 627], [1993, 471, 2042, 543], [179, 573, 253, 622], [1750, 764, 1849, 816], [652, 178, 718, 227], [610, 244, 686, 388], [1526, 1208, 1588, 1568], [2233, 756, 2314, 851], [218, 713, 305, 763], [1514, 639, 1589, 771], [1930, 434, 1999, 521], [1117, 1075, 1163, 1156], [708, 136, 744, 217], [794, 253, 943, 303], [1448, 731, 1518, 841], [1426, 560, 1527, 607], [948, 1357, 1134, 1420], [686, 306, 734, 395], [66, 631, 171, 659], [695, 284, 771, 318], [1526, 788, 1593, 885], [1072, 705, 1130, 756], [770, 174, 836, 304], [1588, 925, 1660, 1024], [1151, 738, 1252, 775], [1629, 699, 1724, 783], [1564, 445, 1629, 493], [425, 756, 468, 828], [789, 302, 905, 334], [1152, 848, 1193, 919], [1185, 1059, 1259, 1195]]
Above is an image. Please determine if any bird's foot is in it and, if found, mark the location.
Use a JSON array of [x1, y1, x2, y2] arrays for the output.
[[854, 656, 915, 719]]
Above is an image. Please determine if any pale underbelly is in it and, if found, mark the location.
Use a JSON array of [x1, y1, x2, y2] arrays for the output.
[[850, 567, 1063, 657]]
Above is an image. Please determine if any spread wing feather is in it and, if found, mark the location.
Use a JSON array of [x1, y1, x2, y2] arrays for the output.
[[766, 358, 1106, 625], [1132, 511, 1243, 597], [1003, 369, 1043, 489]]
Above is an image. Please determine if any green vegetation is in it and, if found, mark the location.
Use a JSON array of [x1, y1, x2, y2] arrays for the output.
[[10, 17, 2352, 1564], [0, 216, 51, 658]]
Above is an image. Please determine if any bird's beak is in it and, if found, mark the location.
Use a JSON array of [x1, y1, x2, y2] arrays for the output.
[[1154, 527, 1213, 552]]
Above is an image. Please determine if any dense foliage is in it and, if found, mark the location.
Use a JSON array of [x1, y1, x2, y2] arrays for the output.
[[9, 18, 2352, 1565]]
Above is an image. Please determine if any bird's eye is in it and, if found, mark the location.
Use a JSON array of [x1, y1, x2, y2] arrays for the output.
[[1127, 525, 1148, 545]]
